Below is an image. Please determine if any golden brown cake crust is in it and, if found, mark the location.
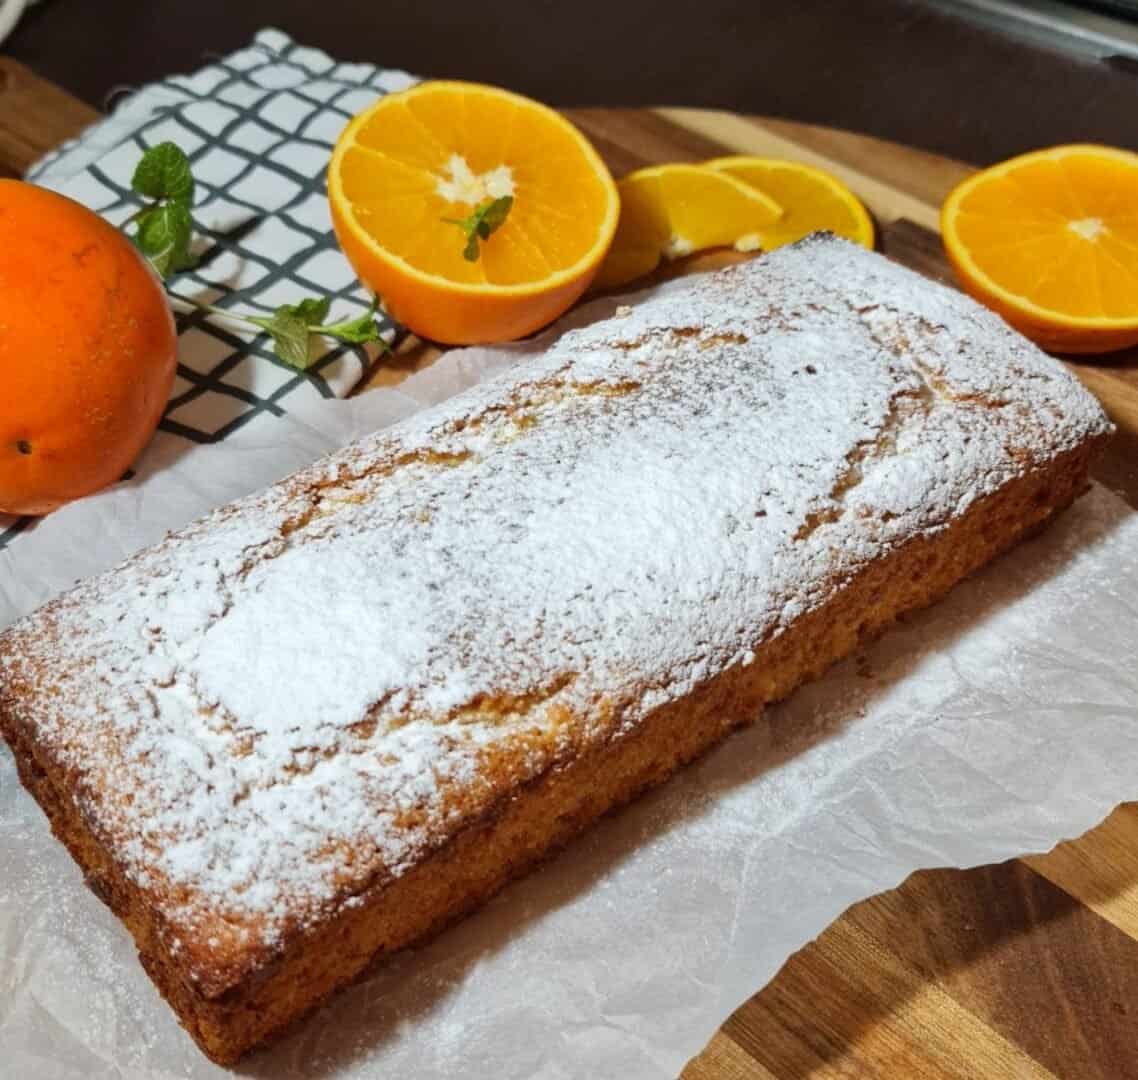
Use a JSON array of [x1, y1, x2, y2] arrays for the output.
[[0, 237, 1113, 1063]]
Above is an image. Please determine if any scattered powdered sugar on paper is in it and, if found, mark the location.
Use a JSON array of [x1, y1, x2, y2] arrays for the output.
[[0, 239, 1111, 982]]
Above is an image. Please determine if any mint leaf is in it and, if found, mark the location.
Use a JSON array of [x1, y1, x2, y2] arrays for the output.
[[247, 307, 312, 371], [131, 142, 194, 205], [441, 195, 514, 261], [321, 300, 385, 345], [134, 202, 194, 278], [280, 296, 332, 326], [477, 195, 513, 237]]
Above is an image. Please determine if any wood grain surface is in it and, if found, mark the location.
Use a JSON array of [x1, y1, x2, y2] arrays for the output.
[[4, 55, 1138, 1079], [0, 59, 98, 180]]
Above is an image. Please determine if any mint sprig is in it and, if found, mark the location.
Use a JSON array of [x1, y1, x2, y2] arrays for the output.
[[442, 195, 514, 261], [125, 143, 390, 371], [130, 142, 197, 277], [203, 298, 387, 371]]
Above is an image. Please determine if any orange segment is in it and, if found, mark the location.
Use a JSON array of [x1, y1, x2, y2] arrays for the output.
[[705, 156, 875, 250], [941, 144, 1138, 353], [595, 164, 783, 289], [329, 81, 619, 344]]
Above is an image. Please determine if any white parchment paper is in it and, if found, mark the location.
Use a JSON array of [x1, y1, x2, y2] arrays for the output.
[[3, 296, 1138, 1078]]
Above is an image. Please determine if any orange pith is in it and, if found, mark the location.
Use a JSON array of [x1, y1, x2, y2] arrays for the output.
[[328, 81, 620, 344], [941, 144, 1138, 353], [0, 180, 177, 516]]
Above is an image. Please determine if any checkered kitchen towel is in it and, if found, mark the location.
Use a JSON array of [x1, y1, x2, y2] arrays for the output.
[[2, 28, 420, 551]]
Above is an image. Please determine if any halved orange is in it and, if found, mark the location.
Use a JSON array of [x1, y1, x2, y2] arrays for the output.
[[941, 144, 1138, 353], [594, 163, 784, 289], [329, 82, 620, 344], [705, 157, 874, 250]]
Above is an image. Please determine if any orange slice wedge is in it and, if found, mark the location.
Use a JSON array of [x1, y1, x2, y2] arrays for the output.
[[705, 156, 874, 250], [594, 163, 783, 289], [941, 144, 1138, 353], [328, 81, 619, 344]]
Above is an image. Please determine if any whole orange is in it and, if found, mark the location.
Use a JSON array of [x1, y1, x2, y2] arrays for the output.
[[0, 180, 177, 515]]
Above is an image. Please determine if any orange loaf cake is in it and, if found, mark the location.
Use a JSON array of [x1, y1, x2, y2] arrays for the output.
[[0, 237, 1112, 1064]]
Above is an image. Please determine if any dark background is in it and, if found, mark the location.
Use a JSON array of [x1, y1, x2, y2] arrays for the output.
[[7, 0, 1138, 164]]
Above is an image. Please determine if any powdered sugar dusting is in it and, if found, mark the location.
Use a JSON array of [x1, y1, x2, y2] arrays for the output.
[[0, 238, 1111, 979]]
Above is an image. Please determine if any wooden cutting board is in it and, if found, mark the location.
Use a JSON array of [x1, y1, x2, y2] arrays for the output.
[[5, 56, 1138, 1080]]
